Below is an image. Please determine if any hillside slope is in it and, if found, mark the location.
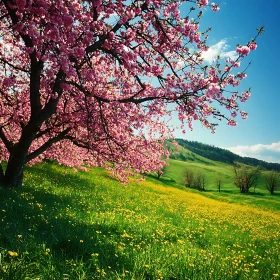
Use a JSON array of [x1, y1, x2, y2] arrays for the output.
[[174, 139, 280, 171], [163, 140, 278, 196], [0, 163, 280, 279]]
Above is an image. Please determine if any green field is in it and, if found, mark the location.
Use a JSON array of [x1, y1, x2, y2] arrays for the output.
[[163, 158, 280, 211], [0, 159, 280, 279]]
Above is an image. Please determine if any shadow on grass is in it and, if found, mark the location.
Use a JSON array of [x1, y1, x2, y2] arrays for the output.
[[145, 173, 176, 184], [24, 163, 96, 191], [0, 164, 135, 278]]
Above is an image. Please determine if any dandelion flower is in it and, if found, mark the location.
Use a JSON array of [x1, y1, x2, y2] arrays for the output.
[[8, 251, 18, 257]]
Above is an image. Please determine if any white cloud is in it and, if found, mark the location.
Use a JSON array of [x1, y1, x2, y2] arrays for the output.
[[201, 39, 238, 63], [225, 142, 280, 163]]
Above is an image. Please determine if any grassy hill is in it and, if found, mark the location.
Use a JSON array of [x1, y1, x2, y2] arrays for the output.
[[174, 138, 280, 172], [164, 141, 275, 190], [160, 140, 280, 211], [0, 162, 280, 279]]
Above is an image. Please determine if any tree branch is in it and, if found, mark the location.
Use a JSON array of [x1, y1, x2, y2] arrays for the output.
[[2, 0, 33, 48], [30, 57, 44, 118], [38, 69, 66, 122], [85, 23, 122, 55], [0, 127, 14, 153], [0, 57, 30, 73], [25, 127, 72, 163]]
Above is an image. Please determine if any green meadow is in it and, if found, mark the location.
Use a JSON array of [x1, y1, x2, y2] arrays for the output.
[[1, 154, 280, 279], [164, 158, 280, 211]]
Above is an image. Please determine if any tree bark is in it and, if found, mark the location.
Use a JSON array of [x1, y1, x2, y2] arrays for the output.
[[0, 163, 4, 186], [1, 121, 39, 188], [3, 153, 25, 188]]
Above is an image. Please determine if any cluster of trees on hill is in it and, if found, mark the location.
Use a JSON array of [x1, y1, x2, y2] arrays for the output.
[[175, 139, 280, 172], [183, 166, 280, 195], [185, 169, 206, 191]]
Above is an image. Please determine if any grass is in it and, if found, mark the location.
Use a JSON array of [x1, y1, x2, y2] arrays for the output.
[[163, 156, 280, 211], [165, 158, 245, 190], [0, 162, 280, 279]]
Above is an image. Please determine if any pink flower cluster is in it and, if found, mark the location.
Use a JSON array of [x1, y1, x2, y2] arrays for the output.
[[236, 46, 250, 56], [205, 83, 221, 99], [236, 42, 257, 56], [240, 91, 251, 102], [211, 3, 220, 12], [198, 0, 209, 7]]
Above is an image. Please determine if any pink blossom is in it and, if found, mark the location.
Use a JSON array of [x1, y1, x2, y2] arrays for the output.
[[227, 120, 237, 126], [109, 31, 115, 40], [230, 61, 240, 68], [92, 0, 102, 7], [241, 91, 251, 102], [224, 66, 230, 72], [249, 42, 257, 50], [205, 83, 220, 98], [198, 0, 209, 7], [211, 3, 220, 12], [240, 111, 248, 119], [236, 46, 250, 56], [237, 72, 247, 80], [73, 47, 85, 59]]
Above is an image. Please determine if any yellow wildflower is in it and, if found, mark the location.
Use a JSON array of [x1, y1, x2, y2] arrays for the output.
[[8, 251, 18, 257]]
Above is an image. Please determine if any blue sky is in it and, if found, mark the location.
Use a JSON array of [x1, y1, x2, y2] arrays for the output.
[[174, 0, 280, 163]]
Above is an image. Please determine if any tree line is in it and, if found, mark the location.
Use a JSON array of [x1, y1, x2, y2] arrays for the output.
[[175, 139, 280, 172], [181, 166, 280, 195]]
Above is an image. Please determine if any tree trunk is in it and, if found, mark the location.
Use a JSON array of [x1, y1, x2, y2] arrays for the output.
[[0, 164, 4, 186], [1, 125, 36, 188], [3, 155, 25, 188]]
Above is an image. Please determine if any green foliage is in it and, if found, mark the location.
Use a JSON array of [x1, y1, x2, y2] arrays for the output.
[[184, 169, 206, 191], [233, 166, 260, 193], [265, 171, 280, 195]]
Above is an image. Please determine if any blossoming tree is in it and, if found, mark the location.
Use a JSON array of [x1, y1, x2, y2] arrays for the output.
[[0, 0, 262, 188]]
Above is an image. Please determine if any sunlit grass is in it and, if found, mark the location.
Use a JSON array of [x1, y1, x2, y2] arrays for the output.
[[0, 162, 279, 279], [164, 158, 280, 211]]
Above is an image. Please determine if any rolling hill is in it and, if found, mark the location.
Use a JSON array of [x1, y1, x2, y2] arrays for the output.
[[174, 138, 280, 171], [0, 161, 279, 279], [160, 139, 279, 200]]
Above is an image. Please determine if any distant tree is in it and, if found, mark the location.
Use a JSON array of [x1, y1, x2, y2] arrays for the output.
[[185, 169, 194, 188], [216, 177, 222, 192], [169, 154, 177, 160], [265, 171, 279, 195], [233, 166, 260, 193], [194, 172, 206, 191], [178, 152, 187, 162]]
